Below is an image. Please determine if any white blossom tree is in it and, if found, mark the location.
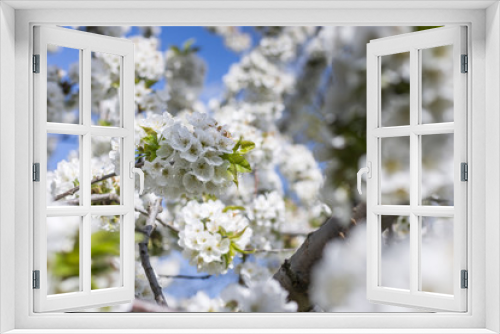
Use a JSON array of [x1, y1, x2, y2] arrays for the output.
[[46, 25, 452, 312]]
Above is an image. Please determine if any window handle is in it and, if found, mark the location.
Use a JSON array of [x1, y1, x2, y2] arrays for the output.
[[129, 161, 144, 195], [357, 162, 372, 195]]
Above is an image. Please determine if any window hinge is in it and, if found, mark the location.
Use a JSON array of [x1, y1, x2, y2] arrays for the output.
[[461, 162, 468, 181], [33, 54, 40, 73], [461, 270, 468, 289], [461, 54, 468, 73], [33, 163, 40, 182], [33, 270, 40, 289]]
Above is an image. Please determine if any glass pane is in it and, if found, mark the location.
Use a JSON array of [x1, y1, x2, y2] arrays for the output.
[[47, 45, 80, 124], [91, 52, 121, 127], [421, 134, 454, 206], [381, 136, 410, 205], [421, 45, 454, 124], [47, 134, 80, 206], [91, 136, 121, 206], [381, 52, 410, 127], [420, 217, 453, 294], [91, 215, 121, 290], [380, 215, 410, 290], [47, 216, 81, 295]]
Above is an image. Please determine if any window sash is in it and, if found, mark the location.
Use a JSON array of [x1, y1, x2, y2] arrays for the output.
[[366, 26, 468, 312], [32, 25, 136, 312]]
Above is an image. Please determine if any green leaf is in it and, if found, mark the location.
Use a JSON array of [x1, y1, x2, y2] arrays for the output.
[[140, 126, 158, 137], [231, 242, 255, 255], [223, 206, 246, 213], [229, 226, 249, 240], [232, 138, 242, 153], [228, 163, 238, 187], [170, 45, 181, 55], [238, 140, 255, 154], [183, 38, 195, 52], [98, 120, 112, 126], [222, 253, 231, 269]]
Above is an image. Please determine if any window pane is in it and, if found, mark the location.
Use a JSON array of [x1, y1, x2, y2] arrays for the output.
[[420, 217, 453, 295], [381, 136, 410, 205], [47, 45, 80, 124], [421, 45, 454, 124], [47, 216, 81, 295], [91, 215, 121, 290], [91, 52, 121, 127], [421, 134, 454, 206], [380, 52, 410, 127], [380, 215, 410, 290], [91, 136, 121, 206], [47, 133, 80, 206]]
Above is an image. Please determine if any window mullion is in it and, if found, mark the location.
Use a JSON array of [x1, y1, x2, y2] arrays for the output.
[[81, 48, 92, 294], [409, 47, 420, 294]]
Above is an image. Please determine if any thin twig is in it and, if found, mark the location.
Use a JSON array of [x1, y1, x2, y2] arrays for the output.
[[54, 172, 117, 201], [158, 274, 212, 280], [62, 193, 120, 205], [135, 207, 179, 234], [250, 248, 297, 253], [139, 198, 168, 307]]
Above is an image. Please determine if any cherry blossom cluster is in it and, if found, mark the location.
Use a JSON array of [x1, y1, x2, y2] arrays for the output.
[[259, 27, 316, 62], [223, 50, 294, 101], [279, 144, 324, 205], [164, 42, 207, 114], [176, 200, 252, 275], [247, 191, 286, 250], [136, 111, 250, 199]]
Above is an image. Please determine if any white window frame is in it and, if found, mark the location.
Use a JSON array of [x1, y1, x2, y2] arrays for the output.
[[366, 26, 468, 312], [33, 25, 136, 312], [0, 1, 499, 333]]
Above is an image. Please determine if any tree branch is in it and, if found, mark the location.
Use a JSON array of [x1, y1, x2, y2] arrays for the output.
[[54, 172, 117, 201], [272, 202, 366, 312], [139, 198, 168, 307], [249, 248, 297, 253], [158, 274, 212, 280], [62, 193, 120, 205], [135, 206, 179, 234]]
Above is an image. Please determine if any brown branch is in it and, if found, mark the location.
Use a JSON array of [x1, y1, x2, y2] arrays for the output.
[[135, 206, 179, 234], [62, 193, 120, 205], [54, 172, 117, 201], [249, 248, 297, 253], [158, 274, 212, 280], [139, 198, 168, 307], [272, 202, 367, 312]]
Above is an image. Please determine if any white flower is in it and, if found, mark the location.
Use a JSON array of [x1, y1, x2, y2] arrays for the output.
[[197, 130, 216, 150], [202, 150, 224, 166], [176, 200, 251, 274], [169, 125, 194, 152], [188, 111, 216, 129], [221, 279, 297, 312], [156, 143, 174, 159], [157, 164, 175, 187], [192, 158, 215, 181], [236, 262, 272, 285], [182, 172, 204, 194], [109, 138, 121, 175], [212, 162, 232, 184], [181, 291, 224, 312], [180, 139, 204, 163]]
